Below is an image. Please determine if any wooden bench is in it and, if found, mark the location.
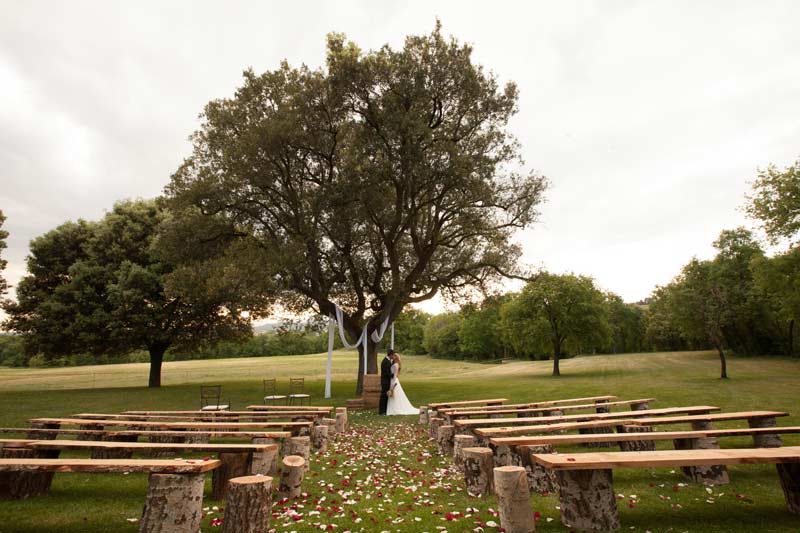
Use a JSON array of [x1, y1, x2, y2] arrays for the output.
[[443, 398, 655, 420], [1, 426, 291, 443], [244, 405, 334, 412], [0, 438, 280, 500], [452, 406, 721, 437], [628, 411, 788, 446], [428, 398, 508, 410], [531, 447, 800, 531], [438, 395, 618, 416], [29, 417, 313, 436], [0, 458, 219, 531], [489, 426, 800, 490], [474, 419, 643, 439], [75, 411, 325, 422]]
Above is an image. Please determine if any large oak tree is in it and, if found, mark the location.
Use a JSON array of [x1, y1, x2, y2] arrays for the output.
[[163, 24, 547, 391]]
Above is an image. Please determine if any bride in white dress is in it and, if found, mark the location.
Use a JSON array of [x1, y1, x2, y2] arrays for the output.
[[386, 353, 417, 415]]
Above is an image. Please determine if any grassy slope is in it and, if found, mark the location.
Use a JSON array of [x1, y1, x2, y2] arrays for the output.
[[0, 350, 798, 532]]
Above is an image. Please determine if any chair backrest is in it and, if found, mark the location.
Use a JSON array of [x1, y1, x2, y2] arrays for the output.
[[289, 378, 304, 394], [263, 379, 277, 395], [201, 385, 221, 408]]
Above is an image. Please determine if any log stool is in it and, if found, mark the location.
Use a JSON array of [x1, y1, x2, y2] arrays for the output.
[[212, 452, 252, 501], [453, 434, 477, 473], [250, 442, 280, 477], [284, 436, 311, 471], [311, 424, 329, 453], [222, 475, 273, 533], [335, 408, 347, 433], [278, 455, 306, 500], [437, 425, 455, 456], [419, 406, 429, 425], [494, 466, 536, 533], [463, 447, 494, 497], [140, 472, 206, 533]]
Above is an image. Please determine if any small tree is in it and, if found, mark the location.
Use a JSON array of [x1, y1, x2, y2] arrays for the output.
[[163, 24, 547, 392], [501, 272, 609, 376], [745, 158, 800, 244], [3, 200, 250, 387]]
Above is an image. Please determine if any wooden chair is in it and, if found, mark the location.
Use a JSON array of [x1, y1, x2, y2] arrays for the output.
[[287, 378, 311, 405], [263, 379, 287, 405], [200, 385, 230, 411]]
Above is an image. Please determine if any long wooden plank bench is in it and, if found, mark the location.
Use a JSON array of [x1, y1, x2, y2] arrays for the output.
[[244, 406, 335, 412], [0, 426, 291, 442], [452, 405, 721, 431], [428, 398, 508, 409], [0, 458, 219, 531], [74, 411, 325, 421], [474, 419, 643, 439], [438, 395, 618, 415], [29, 417, 313, 436], [530, 447, 800, 531], [444, 398, 655, 420], [0, 439, 279, 500]]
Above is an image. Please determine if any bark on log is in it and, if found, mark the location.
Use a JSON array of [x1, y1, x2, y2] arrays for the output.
[[311, 424, 329, 453], [250, 441, 279, 477], [494, 466, 536, 533], [322, 418, 336, 439], [512, 445, 558, 495], [0, 447, 59, 499], [437, 425, 455, 456], [284, 436, 311, 471], [672, 438, 729, 485], [429, 417, 443, 440], [92, 434, 138, 459], [616, 425, 655, 452], [222, 475, 273, 533], [494, 443, 513, 467], [211, 452, 252, 500], [453, 435, 477, 473], [630, 401, 650, 411], [463, 447, 494, 497], [578, 426, 614, 448], [749, 417, 783, 448], [78, 424, 104, 441], [777, 462, 800, 514], [278, 455, 306, 500], [139, 472, 205, 533], [594, 402, 611, 414], [419, 406, 429, 425], [555, 468, 620, 531], [335, 408, 347, 434], [27, 422, 60, 440]]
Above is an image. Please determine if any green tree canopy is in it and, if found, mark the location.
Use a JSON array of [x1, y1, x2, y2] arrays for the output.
[[2, 200, 251, 387], [745, 158, 800, 245], [751, 246, 800, 356], [500, 272, 609, 376], [162, 23, 547, 391]]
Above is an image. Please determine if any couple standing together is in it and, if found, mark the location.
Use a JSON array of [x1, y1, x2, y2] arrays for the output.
[[378, 349, 417, 415]]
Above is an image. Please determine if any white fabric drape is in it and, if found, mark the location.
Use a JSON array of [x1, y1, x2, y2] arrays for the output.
[[324, 305, 395, 398]]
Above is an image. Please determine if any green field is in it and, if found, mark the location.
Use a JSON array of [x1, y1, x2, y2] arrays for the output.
[[0, 350, 798, 532]]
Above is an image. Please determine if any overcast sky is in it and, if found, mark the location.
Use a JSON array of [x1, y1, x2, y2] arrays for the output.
[[1, 1, 799, 317]]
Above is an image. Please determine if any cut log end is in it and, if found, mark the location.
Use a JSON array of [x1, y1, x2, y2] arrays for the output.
[[222, 475, 273, 533]]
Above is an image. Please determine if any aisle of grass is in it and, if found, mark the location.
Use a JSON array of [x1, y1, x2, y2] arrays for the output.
[[0, 351, 799, 532]]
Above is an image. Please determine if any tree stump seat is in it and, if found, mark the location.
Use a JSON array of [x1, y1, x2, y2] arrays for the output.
[[0, 458, 219, 532], [531, 447, 800, 531], [443, 397, 654, 420]]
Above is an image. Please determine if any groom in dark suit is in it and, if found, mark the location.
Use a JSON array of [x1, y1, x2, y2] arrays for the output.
[[379, 349, 394, 415]]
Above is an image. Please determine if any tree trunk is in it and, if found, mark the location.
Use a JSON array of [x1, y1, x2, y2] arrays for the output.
[[716, 343, 728, 379], [494, 466, 536, 533], [222, 475, 273, 533], [552, 338, 561, 376], [788, 319, 795, 357], [148, 344, 168, 388], [140, 473, 205, 533]]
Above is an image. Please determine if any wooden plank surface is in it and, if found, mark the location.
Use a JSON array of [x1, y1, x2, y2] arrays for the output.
[[532, 446, 800, 470], [490, 426, 800, 447], [438, 396, 617, 414], [73, 412, 323, 420], [0, 427, 291, 439], [0, 439, 278, 452], [428, 399, 508, 409], [629, 411, 789, 426], [447, 398, 655, 417], [475, 419, 641, 437], [453, 406, 720, 427], [244, 406, 334, 412], [0, 458, 221, 473], [129, 407, 333, 415], [29, 418, 311, 430]]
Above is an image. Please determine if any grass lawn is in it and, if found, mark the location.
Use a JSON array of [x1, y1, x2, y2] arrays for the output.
[[0, 350, 798, 532]]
